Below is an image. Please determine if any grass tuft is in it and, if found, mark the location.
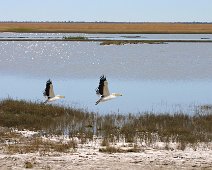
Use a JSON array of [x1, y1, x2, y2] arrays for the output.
[[24, 161, 33, 168], [6, 137, 77, 154]]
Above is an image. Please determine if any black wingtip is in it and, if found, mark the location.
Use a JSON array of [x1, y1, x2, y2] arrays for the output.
[[100, 75, 106, 81], [46, 79, 52, 84]]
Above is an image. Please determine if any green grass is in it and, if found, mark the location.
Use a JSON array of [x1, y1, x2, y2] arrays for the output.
[[63, 36, 88, 40], [0, 98, 211, 148]]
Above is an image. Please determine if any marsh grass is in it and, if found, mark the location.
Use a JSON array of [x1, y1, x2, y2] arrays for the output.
[[1, 22, 212, 33], [100, 40, 165, 45], [99, 144, 141, 153], [99, 146, 123, 153], [0, 98, 92, 135], [100, 40, 212, 45], [6, 27, 36, 33], [6, 137, 77, 154], [101, 138, 110, 147], [25, 161, 33, 168], [63, 36, 88, 40], [0, 99, 211, 150], [97, 112, 212, 150]]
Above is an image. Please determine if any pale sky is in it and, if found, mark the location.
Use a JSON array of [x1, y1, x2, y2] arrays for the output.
[[0, 0, 212, 22]]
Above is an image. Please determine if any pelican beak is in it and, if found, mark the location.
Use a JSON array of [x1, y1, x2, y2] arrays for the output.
[[117, 93, 122, 96]]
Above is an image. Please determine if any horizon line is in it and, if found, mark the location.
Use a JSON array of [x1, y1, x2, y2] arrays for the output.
[[0, 21, 212, 24]]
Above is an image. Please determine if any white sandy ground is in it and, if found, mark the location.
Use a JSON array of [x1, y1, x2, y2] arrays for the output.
[[0, 129, 211, 170]]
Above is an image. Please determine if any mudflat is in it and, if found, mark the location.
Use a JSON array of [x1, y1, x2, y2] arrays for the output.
[[0, 22, 212, 33]]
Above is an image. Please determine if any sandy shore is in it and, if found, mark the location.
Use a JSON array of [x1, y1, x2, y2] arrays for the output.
[[0, 145, 211, 170], [0, 129, 211, 170]]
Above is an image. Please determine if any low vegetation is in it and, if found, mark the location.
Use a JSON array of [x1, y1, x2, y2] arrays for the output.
[[24, 161, 33, 168], [100, 40, 165, 45], [99, 143, 141, 153], [63, 36, 88, 40], [0, 98, 211, 152], [100, 40, 212, 45], [6, 137, 76, 154], [0, 98, 93, 138]]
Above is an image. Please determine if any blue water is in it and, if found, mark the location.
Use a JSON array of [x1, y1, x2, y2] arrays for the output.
[[0, 38, 212, 114], [1, 74, 212, 114]]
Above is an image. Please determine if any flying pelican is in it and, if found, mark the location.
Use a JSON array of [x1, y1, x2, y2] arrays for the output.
[[95, 75, 122, 105], [43, 79, 65, 104]]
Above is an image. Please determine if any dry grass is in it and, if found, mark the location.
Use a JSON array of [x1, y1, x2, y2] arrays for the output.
[[0, 98, 211, 149], [0, 22, 212, 33], [100, 40, 212, 45], [96, 112, 212, 146], [99, 144, 141, 153], [6, 137, 77, 154], [100, 40, 165, 45], [0, 98, 94, 138], [24, 161, 33, 168]]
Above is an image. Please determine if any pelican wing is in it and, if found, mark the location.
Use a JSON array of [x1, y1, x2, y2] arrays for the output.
[[96, 75, 110, 97], [43, 79, 55, 99], [49, 84, 55, 98], [103, 80, 110, 97]]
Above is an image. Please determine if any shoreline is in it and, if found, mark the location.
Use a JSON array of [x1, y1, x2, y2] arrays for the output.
[[0, 39, 212, 45]]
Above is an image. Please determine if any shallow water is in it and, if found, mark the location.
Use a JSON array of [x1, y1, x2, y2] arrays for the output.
[[0, 33, 212, 41], [0, 38, 212, 114]]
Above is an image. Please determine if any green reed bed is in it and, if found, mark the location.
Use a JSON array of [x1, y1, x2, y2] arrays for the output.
[[0, 99, 211, 146]]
